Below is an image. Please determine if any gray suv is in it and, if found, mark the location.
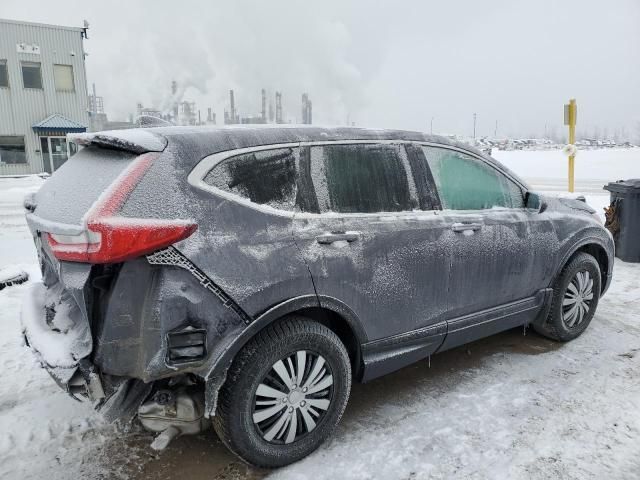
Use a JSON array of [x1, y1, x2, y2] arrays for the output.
[[22, 126, 614, 467]]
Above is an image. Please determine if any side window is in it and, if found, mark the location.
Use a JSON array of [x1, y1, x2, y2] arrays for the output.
[[53, 64, 75, 92], [0, 136, 27, 164], [311, 143, 415, 214], [21, 61, 42, 89], [422, 146, 524, 210], [204, 147, 300, 211], [0, 60, 8, 88]]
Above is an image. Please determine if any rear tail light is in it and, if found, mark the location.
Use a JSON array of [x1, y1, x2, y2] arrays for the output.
[[47, 152, 197, 263]]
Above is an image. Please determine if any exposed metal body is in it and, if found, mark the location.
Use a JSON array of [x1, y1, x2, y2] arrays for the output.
[[138, 384, 208, 450]]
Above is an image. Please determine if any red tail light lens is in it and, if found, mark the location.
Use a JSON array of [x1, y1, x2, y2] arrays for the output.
[[47, 152, 197, 263]]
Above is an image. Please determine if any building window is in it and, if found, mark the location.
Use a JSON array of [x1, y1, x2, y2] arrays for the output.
[[0, 60, 8, 88], [53, 64, 74, 92], [0, 136, 27, 164], [21, 61, 42, 89]]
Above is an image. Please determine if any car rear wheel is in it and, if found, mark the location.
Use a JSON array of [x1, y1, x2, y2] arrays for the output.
[[213, 316, 351, 468], [534, 252, 601, 342]]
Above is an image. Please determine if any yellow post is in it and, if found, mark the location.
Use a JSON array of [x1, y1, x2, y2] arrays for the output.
[[565, 98, 577, 192]]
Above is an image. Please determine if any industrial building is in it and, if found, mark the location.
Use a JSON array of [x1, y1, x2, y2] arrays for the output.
[[0, 18, 90, 175]]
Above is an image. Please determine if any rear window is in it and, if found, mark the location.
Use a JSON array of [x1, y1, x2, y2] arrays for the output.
[[203, 147, 300, 211], [311, 143, 414, 214], [34, 147, 136, 225]]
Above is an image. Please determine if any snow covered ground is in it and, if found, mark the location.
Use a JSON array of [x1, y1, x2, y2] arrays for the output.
[[1, 148, 639, 479]]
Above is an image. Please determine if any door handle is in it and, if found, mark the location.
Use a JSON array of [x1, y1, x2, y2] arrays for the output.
[[451, 222, 482, 233], [315, 232, 361, 244]]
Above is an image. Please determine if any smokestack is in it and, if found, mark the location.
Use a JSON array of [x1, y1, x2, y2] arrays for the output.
[[171, 81, 179, 122], [301, 93, 312, 124], [275, 91, 283, 124], [261, 88, 267, 123], [229, 89, 236, 124]]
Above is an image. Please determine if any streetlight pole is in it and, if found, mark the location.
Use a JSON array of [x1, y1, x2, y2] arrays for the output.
[[473, 113, 477, 139], [430, 117, 434, 135]]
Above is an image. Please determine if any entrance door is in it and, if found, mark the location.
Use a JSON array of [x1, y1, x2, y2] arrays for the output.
[[40, 136, 70, 173]]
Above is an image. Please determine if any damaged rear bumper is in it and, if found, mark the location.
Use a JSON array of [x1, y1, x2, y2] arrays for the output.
[[22, 281, 104, 402]]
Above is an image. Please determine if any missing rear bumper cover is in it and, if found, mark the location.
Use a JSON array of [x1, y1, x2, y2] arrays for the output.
[[147, 246, 252, 324]]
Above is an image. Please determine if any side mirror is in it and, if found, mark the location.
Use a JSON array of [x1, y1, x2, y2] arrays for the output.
[[525, 191, 547, 213]]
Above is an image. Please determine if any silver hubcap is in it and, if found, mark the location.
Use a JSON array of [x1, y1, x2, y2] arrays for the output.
[[253, 350, 333, 444], [562, 270, 594, 327]]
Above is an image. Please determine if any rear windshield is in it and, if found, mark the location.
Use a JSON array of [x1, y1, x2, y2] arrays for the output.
[[34, 147, 136, 226]]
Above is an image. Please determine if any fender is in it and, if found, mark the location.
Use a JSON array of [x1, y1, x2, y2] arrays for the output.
[[552, 233, 614, 291], [203, 294, 368, 416]]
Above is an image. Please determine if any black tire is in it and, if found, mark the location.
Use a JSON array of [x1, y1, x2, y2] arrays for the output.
[[534, 252, 601, 342], [213, 316, 351, 468]]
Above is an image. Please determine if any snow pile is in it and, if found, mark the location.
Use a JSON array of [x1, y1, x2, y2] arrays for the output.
[[493, 147, 639, 182], [0, 266, 28, 284]]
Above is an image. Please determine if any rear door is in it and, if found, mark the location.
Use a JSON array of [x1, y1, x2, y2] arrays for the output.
[[292, 142, 451, 342], [415, 145, 554, 347]]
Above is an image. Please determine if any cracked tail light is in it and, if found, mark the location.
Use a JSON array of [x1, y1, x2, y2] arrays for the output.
[[47, 152, 197, 263]]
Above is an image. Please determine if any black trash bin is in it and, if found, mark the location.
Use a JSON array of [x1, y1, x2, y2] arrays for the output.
[[604, 179, 640, 262]]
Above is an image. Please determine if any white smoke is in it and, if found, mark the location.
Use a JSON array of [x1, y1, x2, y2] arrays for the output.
[[81, 0, 369, 124]]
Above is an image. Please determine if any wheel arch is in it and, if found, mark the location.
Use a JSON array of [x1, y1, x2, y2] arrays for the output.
[[203, 295, 367, 416], [575, 243, 609, 293], [556, 237, 610, 294]]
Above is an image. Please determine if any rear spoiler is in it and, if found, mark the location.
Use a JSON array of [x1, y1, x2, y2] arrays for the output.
[[68, 129, 167, 154]]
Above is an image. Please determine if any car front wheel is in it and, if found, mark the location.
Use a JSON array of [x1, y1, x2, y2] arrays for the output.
[[213, 316, 352, 468], [535, 252, 601, 342]]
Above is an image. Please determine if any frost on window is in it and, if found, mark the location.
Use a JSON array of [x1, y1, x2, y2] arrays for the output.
[[422, 147, 524, 210], [312, 144, 412, 214], [204, 148, 299, 210]]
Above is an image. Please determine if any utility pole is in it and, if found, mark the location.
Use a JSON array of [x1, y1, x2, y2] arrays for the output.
[[494, 120, 498, 138], [473, 113, 477, 139], [564, 98, 578, 192], [430, 117, 434, 135]]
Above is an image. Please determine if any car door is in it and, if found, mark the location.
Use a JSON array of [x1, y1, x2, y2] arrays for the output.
[[292, 142, 451, 348], [415, 145, 555, 348]]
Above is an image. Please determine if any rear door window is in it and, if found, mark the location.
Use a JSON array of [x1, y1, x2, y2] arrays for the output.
[[311, 143, 415, 214], [204, 147, 301, 211], [421, 146, 524, 210]]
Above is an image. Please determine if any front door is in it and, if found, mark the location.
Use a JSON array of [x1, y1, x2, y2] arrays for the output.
[[40, 136, 70, 173], [292, 142, 451, 343], [416, 145, 554, 348]]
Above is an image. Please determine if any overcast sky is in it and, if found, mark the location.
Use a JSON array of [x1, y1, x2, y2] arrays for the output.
[[3, 0, 640, 138]]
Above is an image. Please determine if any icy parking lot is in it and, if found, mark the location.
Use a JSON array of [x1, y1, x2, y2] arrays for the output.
[[1, 148, 640, 479]]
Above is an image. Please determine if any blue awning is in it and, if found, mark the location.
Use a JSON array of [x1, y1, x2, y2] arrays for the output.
[[32, 114, 87, 133]]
